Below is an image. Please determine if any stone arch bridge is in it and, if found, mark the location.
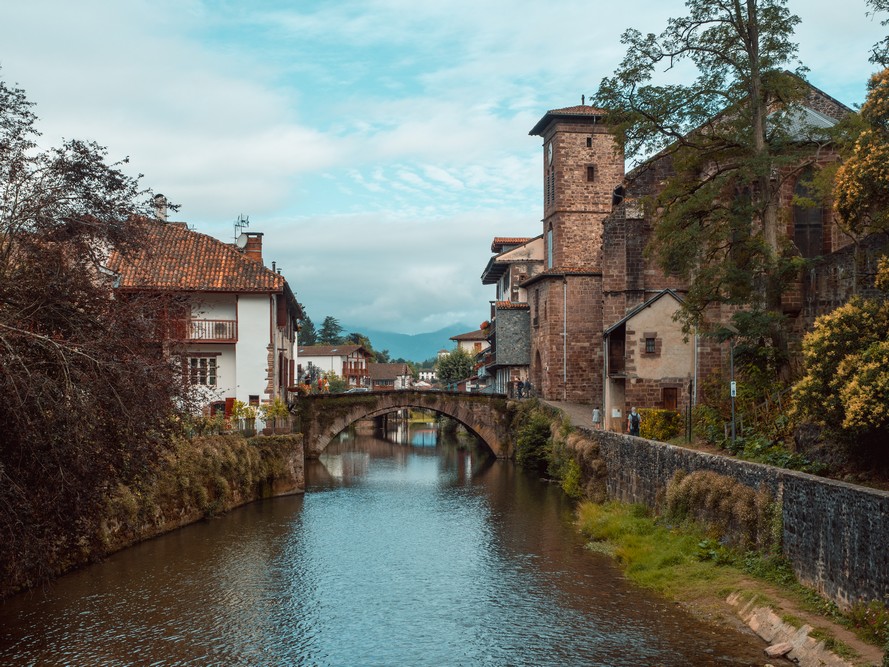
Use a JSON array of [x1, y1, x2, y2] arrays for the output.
[[292, 390, 513, 458]]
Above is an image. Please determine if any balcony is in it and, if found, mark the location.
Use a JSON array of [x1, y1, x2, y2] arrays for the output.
[[185, 319, 238, 342]]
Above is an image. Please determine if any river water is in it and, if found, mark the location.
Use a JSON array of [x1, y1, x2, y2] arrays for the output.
[[0, 422, 775, 666]]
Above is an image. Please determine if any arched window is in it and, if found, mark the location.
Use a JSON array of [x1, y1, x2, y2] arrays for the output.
[[793, 168, 824, 258]]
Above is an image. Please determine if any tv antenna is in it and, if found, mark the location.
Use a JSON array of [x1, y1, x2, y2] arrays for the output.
[[234, 214, 250, 249]]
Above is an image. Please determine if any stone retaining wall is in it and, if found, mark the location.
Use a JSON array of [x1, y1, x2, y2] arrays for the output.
[[578, 428, 889, 608]]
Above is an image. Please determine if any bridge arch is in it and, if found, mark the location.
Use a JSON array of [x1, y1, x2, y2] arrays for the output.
[[292, 391, 513, 458]]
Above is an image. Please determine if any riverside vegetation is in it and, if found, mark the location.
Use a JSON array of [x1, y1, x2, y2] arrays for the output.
[[508, 398, 889, 665], [2, 430, 302, 599]]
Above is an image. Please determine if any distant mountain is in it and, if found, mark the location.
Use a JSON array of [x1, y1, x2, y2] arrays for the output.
[[341, 323, 475, 363]]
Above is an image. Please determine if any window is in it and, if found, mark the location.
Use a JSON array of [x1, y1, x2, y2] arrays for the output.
[[645, 337, 656, 354], [586, 137, 592, 148], [793, 168, 824, 258], [189, 357, 217, 386], [586, 165, 596, 182]]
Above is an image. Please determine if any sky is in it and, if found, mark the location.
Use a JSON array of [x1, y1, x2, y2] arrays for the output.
[[0, 1, 886, 335]]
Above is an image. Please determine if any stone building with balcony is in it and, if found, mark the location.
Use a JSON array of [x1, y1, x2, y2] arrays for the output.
[[108, 219, 302, 414]]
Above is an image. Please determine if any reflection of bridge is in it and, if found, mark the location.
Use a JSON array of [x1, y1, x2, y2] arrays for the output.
[[292, 391, 512, 458]]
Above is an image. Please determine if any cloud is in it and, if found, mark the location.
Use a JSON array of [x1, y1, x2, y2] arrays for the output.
[[1, 0, 884, 340]]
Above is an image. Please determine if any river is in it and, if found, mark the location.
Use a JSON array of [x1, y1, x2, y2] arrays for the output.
[[0, 421, 776, 666]]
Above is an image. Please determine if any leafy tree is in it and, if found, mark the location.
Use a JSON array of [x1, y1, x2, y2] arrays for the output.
[[0, 74, 186, 592], [792, 258, 889, 455], [376, 348, 391, 363], [593, 0, 813, 374], [324, 371, 348, 393], [317, 315, 343, 344], [299, 309, 317, 345], [867, 0, 889, 66], [435, 347, 474, 387], [344, 331, 376, 357], [833, 68, 889, 237]]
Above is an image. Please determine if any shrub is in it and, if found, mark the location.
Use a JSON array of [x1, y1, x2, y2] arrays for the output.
[[664, 469, 777, 551], [514, 411, 552, 472], [639, 408, 683, 441]]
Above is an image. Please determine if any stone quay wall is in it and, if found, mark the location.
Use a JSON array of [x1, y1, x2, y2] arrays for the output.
[[576, 427, 889, 609]]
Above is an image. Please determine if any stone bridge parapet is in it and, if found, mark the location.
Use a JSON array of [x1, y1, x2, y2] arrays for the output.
[[292, 390, 512, 458]]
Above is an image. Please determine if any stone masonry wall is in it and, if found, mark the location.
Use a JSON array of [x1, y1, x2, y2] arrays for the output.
[[577, 427, 889, 608]]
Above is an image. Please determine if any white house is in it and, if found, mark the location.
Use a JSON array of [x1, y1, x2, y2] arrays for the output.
[[108, 220, 302, 414], [297, 344, 372, 387]]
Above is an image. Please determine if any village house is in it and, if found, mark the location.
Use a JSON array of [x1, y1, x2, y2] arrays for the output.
[[480, 236, 544, 395], [449, 328, 492, 393], [108, 220, 302, 416], [297, 344, 372, 388], [518, 79, 874, 428], [368, 362, 413, 391]]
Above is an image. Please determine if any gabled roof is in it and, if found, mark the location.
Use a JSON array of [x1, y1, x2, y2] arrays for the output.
[[297, 344, 369, 358], [491, 237, 533, 253], [368, 362, 411, 380], [604, 289, 684, 337], [450, 329, 488, 342], [109, 219, 285, 294]]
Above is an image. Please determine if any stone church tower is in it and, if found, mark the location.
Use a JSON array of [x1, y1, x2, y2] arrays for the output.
[[526, 105, 624, 403]]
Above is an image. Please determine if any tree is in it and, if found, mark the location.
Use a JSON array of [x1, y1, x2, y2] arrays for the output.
[[435, 347, 474, 387], [593, 0, 812, 374], [833, 68, 889, 236], [317, 315, 343, 344], [867, 0, 889, 66], [791, 258, 889, 457], [0, 74, 187, 592], [299, 310, 317, 345]]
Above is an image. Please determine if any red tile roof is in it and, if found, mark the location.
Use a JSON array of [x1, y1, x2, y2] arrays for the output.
[[450, 329, 488, 341], [491, 237, 532, 253], [495, 301, 530, 309], [529, 105, 607, 136], [109, 219, 285, 293], [368, 362, 411, 380]]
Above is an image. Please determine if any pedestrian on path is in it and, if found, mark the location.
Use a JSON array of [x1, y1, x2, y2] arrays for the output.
[[627, 407, 641, 436], [591, 406, 601, 429]]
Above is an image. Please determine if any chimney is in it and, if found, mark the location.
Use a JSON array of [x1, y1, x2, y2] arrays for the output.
[[153, 194, 167, 222], [243, 232, 264, 264]]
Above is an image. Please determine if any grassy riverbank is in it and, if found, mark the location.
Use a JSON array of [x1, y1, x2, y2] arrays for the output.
[[576, 500, 888, 666]]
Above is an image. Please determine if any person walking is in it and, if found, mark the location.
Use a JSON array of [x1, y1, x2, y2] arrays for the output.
[[517, 380, 525, 399], [627, 407, 641, 436], [591, 406, 601, 429]]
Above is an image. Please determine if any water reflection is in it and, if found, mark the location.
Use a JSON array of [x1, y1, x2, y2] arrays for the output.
[[0, 424, 778, 666]]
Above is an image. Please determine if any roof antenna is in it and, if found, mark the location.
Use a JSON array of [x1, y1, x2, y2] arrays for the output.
[[581, 94, 585, 105], [234, 214, 250, 250]]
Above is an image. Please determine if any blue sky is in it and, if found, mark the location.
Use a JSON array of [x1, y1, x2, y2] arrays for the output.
[[0, 0, 885, 334]]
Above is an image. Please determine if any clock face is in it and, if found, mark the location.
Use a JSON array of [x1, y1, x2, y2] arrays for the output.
[[547, 142, 553, 165]]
